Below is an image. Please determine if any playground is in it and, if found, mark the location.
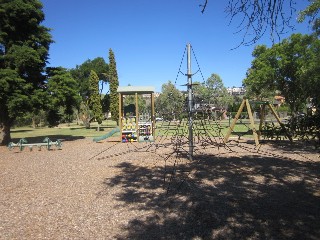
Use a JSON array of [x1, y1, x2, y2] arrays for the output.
[[1, 135, 319, 239], [2, 2, 320, 238], [2, 45, 320, 239]]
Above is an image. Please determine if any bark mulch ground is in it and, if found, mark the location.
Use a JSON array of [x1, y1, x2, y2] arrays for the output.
[[1, 137, 319, 239]]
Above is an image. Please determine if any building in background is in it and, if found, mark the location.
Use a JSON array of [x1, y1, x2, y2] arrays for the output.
[[227, 87, 246, 96]]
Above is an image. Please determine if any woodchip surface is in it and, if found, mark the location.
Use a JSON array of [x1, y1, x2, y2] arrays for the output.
[[1, 136, 320, 239]]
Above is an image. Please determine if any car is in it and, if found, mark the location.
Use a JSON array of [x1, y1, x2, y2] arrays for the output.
[[155, 117, 163, 121]]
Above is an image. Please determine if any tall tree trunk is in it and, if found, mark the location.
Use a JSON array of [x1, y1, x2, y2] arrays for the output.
[[81, 113, 91, 129], [0, 122, 11, 146], [32, 115, 37, 128]]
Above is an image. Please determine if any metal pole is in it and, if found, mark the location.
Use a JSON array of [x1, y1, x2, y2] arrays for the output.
[[187, 43, 193, 160]]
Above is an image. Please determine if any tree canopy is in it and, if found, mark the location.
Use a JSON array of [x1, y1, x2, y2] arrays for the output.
[[88, 70, 104, 128], [70, 57, 109, 99], [193, 73, 233, 108], [243, 33, 320, 113], [108, 49, 119, 124], [155, 81, 185, 120], [298, 0, 320, 35], [0, 0, 52, 145], [46, 67, 81, 125]]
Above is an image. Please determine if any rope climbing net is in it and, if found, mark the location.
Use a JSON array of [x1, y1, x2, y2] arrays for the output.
[[89, 44, 318, 195]]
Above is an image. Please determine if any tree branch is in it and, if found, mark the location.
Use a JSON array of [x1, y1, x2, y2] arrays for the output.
[[201, 0, 297, 47], [199, 0, 208, 14]]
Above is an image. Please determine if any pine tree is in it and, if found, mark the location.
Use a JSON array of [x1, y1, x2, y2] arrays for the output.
[[89, 70, 104, 130], [108, 49, 119, 124], [0, 0, 52, 145]]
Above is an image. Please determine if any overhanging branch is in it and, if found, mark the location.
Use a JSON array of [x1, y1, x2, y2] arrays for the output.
[[200, 0, 297, 47]]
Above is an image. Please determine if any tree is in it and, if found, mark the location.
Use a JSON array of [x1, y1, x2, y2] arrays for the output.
[[244, 33, 320, 113], [155, 81, 184, 120], [201, 0, 297, 46], [200, 0, 319, 46], [101, 94, 110, 117], [192, 81, 206, 105], [193, 74, 233, 109], [0, 0, 52, 145], [298, 0, 320, 36], [88, 70, 104, 131], [108, 49, 119, 124], [275, 34, 316, 113], [46, 67, 81, 126], [70, 57, 108, 98], [243, 45, 279, 101], [70, 57, 108, 126], [302, 34, 320, 109]]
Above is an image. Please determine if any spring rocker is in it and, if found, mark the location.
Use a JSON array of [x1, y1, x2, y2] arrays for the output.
[[8, 137, 62, 151]]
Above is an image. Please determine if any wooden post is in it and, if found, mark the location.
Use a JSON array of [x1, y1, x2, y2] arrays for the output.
[[119, 93, 123, 142], [224, 98, 246, 143], [135, 93, 138, 135], [267, 103, 293, 142], [246, 99, 259, 146], [258, 104, 266, 139], [151, 92, 155, 137], [224, 98, 260, 146]]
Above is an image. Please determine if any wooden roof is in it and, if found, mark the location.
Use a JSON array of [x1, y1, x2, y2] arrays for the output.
[[117, 86, 155, 94]]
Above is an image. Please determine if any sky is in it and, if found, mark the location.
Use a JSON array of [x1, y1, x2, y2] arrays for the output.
[[41, 0, 312, 93]]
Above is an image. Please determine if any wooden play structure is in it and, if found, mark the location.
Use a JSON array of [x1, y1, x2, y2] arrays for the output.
[[224, 97, 292, 146], [117, 86, 155, 143]]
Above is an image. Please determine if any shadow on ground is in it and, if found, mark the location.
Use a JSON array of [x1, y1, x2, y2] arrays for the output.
[[102, 153, 320, 239], [259, 139, 320, 153]]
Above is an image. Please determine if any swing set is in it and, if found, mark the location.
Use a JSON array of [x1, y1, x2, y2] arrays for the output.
[[224, 97, 292, 146]]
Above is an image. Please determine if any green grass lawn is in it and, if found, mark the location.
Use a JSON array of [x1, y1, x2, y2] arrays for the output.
[[156, 119, 256, 138], [10, 120, 119, 142], [10, 119, 260, 143]]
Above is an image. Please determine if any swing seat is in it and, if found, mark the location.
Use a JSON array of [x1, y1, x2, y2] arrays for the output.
[[260, 128, 288, 140]]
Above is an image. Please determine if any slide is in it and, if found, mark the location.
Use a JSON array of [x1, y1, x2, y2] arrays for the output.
[[93, 127, 120, 142]]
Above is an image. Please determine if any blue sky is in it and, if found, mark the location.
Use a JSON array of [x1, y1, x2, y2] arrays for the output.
[[41, 0, 312, 92]]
